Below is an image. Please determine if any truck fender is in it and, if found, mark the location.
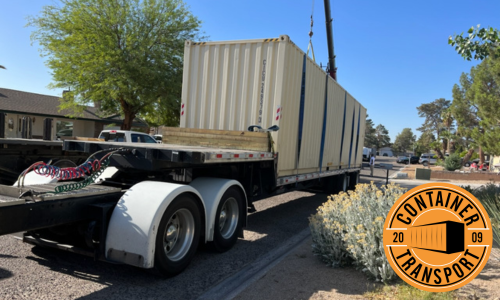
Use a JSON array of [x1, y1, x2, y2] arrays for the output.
[[13, 171, 58, 186], [105, 181, 205, 269], [189, 178, 247, 242], [94, 166, 119, 183]]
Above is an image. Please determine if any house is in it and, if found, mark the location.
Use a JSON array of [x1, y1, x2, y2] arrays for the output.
[[490, 155, 500, 173], [0, 88, 147, 139], [378, 147, 394, 157]]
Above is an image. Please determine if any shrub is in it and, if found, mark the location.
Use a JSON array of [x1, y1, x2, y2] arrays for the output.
[[468, 183, 500, 248], [444, 153, 462, 171], [309, 183, 407, 283], [435, 158, 445, 167]]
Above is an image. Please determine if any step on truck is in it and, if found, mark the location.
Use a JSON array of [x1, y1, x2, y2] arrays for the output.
[[0, 35, 366, 276]]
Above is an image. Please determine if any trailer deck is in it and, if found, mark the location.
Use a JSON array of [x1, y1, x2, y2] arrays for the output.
[[63, 140, 274, 166]]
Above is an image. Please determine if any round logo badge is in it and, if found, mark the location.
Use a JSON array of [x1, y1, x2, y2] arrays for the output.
[[383, 183, 492, 292]]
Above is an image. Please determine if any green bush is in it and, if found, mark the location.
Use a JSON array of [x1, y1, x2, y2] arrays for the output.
[[468, 183, 500, 248], [444, 153, 462, 171], [309, 183, 407, 283], [435, 158, 445, 167]]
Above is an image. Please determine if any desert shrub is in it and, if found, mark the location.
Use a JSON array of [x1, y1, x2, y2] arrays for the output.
[[444, 153, 462, 171], [435, 158, 445, 167], [469, 183, 500, 248], [309, 183, 407, 283]]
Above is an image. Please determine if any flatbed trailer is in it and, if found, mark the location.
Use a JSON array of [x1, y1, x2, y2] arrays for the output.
[[0, 138, 359, 275], [0, 35, 365, 276]]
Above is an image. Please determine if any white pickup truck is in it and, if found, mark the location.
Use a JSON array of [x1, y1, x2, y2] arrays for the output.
[[419, 154, 437, 165], [98, 130, 159, 143]]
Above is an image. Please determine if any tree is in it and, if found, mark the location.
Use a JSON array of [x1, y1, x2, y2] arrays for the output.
[[441, 108, 454, 153], [450, 73, 477, 162], [392, 128, 415, 155], [415, 131, 435, 155], [416, 98, 451, 158], [469, 56, 500, 156], [449, 25, 500, 61], [28, 0, 202, 130], [373, 124, 390, 150], [450, 56, 500, 162], [364, 115, 377, 148]]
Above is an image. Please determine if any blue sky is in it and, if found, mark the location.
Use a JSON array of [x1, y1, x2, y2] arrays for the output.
[[1, 0, 499, 142]]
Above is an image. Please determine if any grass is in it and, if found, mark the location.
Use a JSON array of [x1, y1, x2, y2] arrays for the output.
[[364, 281, 457, 300]]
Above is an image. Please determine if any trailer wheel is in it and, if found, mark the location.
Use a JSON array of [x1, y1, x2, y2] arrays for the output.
[[154, 194, 201, 276], [210, 187, 243, 252]]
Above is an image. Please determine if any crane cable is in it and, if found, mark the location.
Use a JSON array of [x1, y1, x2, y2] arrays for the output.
[[306, 0, 316, 62]]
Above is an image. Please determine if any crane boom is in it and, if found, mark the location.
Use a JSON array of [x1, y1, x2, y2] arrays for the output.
[[323, 0, 336, 80]]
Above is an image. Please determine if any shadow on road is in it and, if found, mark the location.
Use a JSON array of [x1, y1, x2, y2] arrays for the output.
[[18, 191, 332, 300]]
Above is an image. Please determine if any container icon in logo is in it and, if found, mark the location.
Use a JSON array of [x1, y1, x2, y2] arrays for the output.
[[409, 221, 464, 254]]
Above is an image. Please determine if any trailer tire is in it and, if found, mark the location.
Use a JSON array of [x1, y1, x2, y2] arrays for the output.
[[154, 194, 201, 276], [210, 187, 244, 252]]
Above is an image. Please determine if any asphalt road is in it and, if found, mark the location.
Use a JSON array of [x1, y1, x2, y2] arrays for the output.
[[0, 193, 338, 299], [0, 158, 407, 300]]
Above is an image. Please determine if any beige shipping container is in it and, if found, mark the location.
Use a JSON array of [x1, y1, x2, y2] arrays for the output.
[[181, 35, 366, 178]]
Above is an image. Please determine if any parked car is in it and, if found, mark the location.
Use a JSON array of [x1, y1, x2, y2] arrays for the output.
[[463, 158, 480, 167], [56, 129, 73, 138], [397, 156, 419, 164], [397, 156, 408, 164], [98, 130, 158, 143], [153, 134, 163, 143], [419, 154, 437, 165]]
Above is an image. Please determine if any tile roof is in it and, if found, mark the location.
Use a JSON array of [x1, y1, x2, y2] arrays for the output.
[[0, 88, 105, 121]]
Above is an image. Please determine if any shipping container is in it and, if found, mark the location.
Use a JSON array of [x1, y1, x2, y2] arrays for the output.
[[181, 35, 366, 178], [409, 221, 464, 254]]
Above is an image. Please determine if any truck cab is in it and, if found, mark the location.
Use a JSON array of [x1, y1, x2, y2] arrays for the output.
[[98, 130, 158, 143]]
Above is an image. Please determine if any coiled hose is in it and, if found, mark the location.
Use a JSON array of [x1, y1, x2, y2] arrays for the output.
[[18, 148, 127, 194]]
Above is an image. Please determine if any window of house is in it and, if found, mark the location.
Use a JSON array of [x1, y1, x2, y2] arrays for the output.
[[8, 118, 14, 131], [56, 120, 74, 137]]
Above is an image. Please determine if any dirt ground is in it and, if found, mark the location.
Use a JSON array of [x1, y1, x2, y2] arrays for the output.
[[235, 237, 500, 300]]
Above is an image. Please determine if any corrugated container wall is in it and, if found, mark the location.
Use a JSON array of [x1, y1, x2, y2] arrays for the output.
[[181, 35, 366, 178]]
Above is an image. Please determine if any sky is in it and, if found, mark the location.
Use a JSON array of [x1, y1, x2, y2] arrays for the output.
[[1, 0, 499, 142]]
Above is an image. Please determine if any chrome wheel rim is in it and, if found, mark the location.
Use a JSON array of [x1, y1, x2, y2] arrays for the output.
[[163, 208, 195, 262], [219, 197, 239, 239]]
